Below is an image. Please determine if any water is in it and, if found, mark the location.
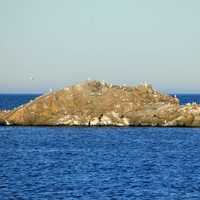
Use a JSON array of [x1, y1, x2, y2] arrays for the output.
[[0, 94, 40, 110], [171, 94, 200, 105], [1, 94, 200, 200]]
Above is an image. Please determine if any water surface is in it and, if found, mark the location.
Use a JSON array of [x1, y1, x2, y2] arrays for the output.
[[1, 94, 200, 200]]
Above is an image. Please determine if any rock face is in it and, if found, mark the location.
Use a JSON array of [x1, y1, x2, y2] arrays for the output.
[[1, 80, 200, 127]]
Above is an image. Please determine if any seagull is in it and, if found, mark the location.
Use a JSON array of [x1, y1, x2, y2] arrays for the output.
[[101, 80, 105, 85], [143, 81, 148, 88], [29, 76, 34, 81], [5, 120, 11, 126]]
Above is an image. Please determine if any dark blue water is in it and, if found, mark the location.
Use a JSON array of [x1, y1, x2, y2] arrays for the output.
[[171, 94, 200, 105], [0, 94, 40, 110], [1, 94, 200, 200]]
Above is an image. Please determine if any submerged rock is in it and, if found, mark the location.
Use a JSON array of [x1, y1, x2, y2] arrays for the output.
[[1, 80, 200, 127]]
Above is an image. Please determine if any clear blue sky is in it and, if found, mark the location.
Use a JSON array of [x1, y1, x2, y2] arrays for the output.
[[0, 0, 200, 93]]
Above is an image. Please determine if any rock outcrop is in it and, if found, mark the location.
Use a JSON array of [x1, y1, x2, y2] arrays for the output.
[[1, 80, 200, 127]]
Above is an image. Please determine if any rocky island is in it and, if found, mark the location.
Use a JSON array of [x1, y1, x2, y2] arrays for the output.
[[0, 80, 200, 127]]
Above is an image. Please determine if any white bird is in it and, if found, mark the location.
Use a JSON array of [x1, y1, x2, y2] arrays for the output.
[[5, 120, 11, 126], [49, 88, 53, 92], [143, 81, 148, 88], [29, 76, 34, 81], [64, 87, 69, 91], [101, 80, 105, 85]]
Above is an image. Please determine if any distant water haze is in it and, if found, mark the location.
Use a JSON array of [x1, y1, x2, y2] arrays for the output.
[[0, 0, 200, 93]]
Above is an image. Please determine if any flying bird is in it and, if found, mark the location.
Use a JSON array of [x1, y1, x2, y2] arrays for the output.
[[29, 76, 34, 81]]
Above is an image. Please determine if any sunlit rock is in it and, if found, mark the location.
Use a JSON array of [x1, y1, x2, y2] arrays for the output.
[[1, 80, 200, 127]]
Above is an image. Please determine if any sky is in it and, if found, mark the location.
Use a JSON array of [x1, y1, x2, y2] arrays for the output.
[[0, 0, 200, 93]]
